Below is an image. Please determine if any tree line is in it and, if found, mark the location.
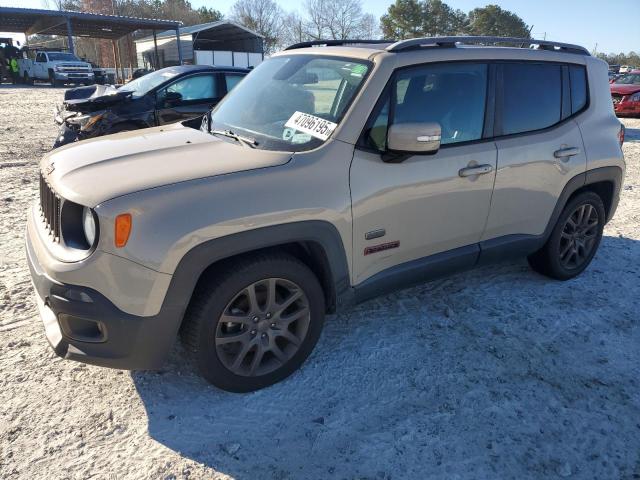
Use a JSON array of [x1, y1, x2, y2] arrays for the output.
[[595, 52, 640, 68], [44, 0, 634, 62]]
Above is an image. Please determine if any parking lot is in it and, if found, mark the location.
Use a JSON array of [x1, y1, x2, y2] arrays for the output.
[[0, 85, 639, 479]]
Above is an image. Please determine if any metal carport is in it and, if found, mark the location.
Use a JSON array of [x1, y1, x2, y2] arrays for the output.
[[0, 7, 183, 64]]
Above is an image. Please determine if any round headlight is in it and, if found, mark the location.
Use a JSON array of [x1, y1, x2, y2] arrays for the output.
[[82, 207, 96, 246]]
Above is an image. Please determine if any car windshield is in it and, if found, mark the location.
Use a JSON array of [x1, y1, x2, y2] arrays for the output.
[[119, 67, 183, 98], [208, 55, 371, 152], [47, 53, 81, 62], [614, 74, 640, 85]]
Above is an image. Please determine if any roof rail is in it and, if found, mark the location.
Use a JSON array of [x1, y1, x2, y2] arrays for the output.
[[285, 39, 392, 50], [386, 36, 590, 55]]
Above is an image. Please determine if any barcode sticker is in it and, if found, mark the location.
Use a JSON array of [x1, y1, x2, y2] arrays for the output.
[[284, 111, 337, 141]]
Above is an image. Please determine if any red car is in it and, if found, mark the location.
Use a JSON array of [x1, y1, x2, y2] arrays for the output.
[[610, 72, 640, 116]]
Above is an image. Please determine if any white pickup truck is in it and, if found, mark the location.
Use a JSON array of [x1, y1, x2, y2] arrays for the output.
[[18, 51, 94, 87]]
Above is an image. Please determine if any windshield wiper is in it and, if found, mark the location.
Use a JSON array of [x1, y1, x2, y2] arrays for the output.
[[210, 129, 258, 148]]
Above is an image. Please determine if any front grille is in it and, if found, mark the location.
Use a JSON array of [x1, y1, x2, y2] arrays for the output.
[[39, 172, 62, 242]]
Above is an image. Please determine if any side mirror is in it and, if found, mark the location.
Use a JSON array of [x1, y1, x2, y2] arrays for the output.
[[163, 91, 182, 106], [384, 122, 441, 163]]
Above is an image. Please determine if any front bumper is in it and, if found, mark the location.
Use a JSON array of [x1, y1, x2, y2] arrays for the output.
[[54, 72, 94, 83], [25, 207, 181, 370]]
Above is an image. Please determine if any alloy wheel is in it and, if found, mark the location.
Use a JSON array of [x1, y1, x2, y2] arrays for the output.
[[214, 278, 311, 377], [559, 203, 599, 269]]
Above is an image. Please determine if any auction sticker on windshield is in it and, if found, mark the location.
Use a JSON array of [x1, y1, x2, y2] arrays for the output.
[[285, 111, 337, 141]]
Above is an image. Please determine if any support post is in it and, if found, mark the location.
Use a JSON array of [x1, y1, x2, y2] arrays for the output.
[[176, 26, 183, 65], [111, 40, 119, 84], [153, 30, 159, 69], [65, 17, 75, 55]]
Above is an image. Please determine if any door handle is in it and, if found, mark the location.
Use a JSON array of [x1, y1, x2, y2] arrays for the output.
[[459, 164, 494, 178], [553, 147, 580, 158]]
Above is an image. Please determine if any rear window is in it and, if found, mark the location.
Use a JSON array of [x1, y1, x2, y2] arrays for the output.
[[569, 65, 588, 114], [501, 63, 562, 136]]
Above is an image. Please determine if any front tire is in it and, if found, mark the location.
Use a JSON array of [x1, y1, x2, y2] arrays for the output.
[[528, 191, 605, 280], [181, 253, 325, 392]]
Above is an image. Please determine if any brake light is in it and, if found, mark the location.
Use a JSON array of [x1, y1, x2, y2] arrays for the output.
[[618, 124, 625, 147], [114, 213, 132, 248]]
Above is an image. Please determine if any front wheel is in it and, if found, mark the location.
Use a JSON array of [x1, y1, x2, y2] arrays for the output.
[[528, 191, 605, 280], [181, 253, 325, 392]]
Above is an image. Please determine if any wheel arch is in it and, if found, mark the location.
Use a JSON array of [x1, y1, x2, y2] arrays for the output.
[[479, 166, 623, 265], [162, 221, 351, 333], [545, 166, 623, 242], [572, 166, 623, 222]]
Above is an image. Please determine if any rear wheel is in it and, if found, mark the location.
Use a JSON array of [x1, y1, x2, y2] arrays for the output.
[[181, 253, 325, 392], [528, 191, 605, 280]]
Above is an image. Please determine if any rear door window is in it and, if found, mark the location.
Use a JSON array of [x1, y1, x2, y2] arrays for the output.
[[500, 63, 562, 135]]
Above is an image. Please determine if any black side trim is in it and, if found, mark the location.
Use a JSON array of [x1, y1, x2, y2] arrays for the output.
[[586, 166, 623, 222], [351, 244, 479, 304], [478, 234, 545, 265]]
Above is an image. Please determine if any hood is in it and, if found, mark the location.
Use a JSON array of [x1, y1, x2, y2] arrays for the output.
[[63, 84, 130, 111], [610, 84, 640, 95], [41, 123, 293, 207]]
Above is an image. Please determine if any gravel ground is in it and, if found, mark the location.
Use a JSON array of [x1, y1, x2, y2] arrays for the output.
[[0, 85, 639, 480]]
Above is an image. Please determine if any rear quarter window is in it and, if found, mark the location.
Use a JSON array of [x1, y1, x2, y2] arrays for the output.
[[569, 65, 588, 114]]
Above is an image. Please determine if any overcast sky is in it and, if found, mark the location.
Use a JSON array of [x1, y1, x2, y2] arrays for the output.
[[1, 0, 638, 54]]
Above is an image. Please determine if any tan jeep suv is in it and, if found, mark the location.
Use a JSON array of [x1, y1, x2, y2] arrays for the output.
[[26, 37, 625, 392]]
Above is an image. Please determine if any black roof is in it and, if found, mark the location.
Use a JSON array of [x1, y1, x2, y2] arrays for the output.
[[0, 7, 180, 40]]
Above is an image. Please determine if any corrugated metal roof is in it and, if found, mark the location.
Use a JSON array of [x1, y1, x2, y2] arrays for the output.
[[0, 7, 180, 40], [135, 21, 264, 43]]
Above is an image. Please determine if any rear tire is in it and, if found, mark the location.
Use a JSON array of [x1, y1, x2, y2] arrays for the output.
[[49, 72, 63, 88], [528, 191, 605, 280], [181, 253, 325, 392]]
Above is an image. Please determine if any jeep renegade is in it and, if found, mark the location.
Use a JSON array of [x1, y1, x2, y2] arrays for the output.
[[26, 37, 625, 392]]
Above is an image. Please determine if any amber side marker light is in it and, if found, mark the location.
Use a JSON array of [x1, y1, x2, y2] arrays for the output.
[[115, 213, 132, 248]]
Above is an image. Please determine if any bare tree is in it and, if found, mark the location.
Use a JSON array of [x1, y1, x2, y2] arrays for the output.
[[229, 0, 285, 54], [358, 13, 380, 39], [303, 0, 329, 40], [303, 0, 379, 40], [281, 11, 312, 47]]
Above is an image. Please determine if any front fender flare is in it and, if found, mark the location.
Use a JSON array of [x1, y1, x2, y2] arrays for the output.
[[160, 220, 351, 326]]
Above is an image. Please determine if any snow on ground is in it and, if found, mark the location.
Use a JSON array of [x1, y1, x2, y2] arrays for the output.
[[0, 85, 638, 480]]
